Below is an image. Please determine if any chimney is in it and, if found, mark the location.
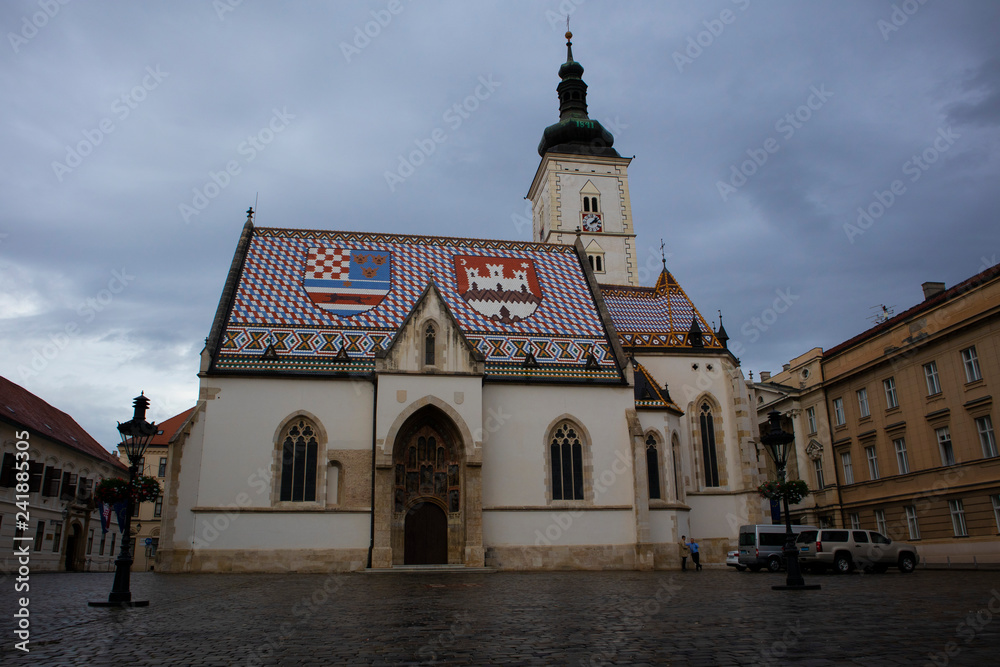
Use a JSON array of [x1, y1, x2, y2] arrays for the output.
[[922, 281, 945, 300], [782, 363, 791, 372], [760, 371, 771, 381]]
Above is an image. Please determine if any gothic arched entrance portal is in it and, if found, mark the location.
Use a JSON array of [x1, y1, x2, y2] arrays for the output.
[[404, 501, 448, 564], [390, 407, 463, 565]]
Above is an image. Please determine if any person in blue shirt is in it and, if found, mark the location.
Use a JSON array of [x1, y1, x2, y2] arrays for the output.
[[687, 538, 702, 571]]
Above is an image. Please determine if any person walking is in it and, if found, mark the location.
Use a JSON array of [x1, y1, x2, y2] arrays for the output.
[[679, 535, 690, 571], [688, 537, 702, 571]]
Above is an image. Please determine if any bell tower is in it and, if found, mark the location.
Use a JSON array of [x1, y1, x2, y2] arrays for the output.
[[527, 32, 639, 286]]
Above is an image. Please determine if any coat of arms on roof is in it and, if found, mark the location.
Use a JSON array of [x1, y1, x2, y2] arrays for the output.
[[454, 255, 543, 324], [303, 247, 391, 317]]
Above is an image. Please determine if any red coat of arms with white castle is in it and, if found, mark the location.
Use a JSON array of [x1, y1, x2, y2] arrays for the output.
[[454, 255, 543, 324]]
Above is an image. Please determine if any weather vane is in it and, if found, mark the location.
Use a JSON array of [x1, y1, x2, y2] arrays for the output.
[[660, 239, 667, 270]]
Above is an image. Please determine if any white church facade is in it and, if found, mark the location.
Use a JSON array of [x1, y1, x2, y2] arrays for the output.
[[159, 35, 766, 573]]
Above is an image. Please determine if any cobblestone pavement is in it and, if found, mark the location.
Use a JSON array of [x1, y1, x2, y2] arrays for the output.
[[2, 567, 999, 665]]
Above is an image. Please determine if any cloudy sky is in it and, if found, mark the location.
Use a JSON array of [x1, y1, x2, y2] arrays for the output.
[[2, 0, 998, 450]]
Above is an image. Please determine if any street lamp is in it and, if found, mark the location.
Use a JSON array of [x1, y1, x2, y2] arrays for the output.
[[89, 393, 157, 607], [760, 410, 820, 591]]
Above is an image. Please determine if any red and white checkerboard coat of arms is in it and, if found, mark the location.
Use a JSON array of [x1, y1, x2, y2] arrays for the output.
[[303, 247, 391, 316], [454, 255, 543, 324]]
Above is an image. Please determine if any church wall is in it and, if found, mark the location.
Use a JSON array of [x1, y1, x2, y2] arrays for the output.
[[194, 376, 373, 510]]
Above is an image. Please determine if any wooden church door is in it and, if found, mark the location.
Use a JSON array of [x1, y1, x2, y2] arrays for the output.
[[404, 502, 448, 564]]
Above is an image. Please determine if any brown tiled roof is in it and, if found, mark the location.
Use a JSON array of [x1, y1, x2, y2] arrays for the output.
[[825, 263, 1000, 359], [0, 375, 127, 470], [149, 407, 196, 446]]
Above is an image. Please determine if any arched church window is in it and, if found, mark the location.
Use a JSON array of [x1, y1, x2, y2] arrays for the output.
[[425, 325, 436, 366], [671, 434, 682, 501], [279, 418, 318, 502], [588, 255, 594, 269], [646, 434, 662, 500], [583, 197, 590, 212], [700, 403, 720, 487], [595, 255, 603, 272], [550, 421, 585, 500]]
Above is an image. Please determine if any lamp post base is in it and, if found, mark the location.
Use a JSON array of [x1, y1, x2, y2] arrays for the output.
[[771, 584, 822, 591], [88, 600, 150, 607]]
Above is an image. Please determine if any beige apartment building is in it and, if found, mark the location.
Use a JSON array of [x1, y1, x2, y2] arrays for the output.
[[755, 264, 1000, 565]]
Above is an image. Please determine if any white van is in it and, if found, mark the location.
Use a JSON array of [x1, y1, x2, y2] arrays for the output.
[[737, 524, 818, 572]]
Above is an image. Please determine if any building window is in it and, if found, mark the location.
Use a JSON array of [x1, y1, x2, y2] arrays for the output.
[[813, 458, 825, 489], [992, 495, 1000, 533], [0, 453, 14, 487], [700, 403, 720, 487], [29, 462, 44, 493], [158, 457, 167, 477], [109, 534, 116, 558], [550, 421, 585, 501], [33, 521, 45, 552], [857, 388, 870, 418], [961, 346, 982, 382], [671, 437, 682, 501], [936, 427, 955, 466], [924, 362, 941, 395], [841, 452, 854, 485], [893, 438, 910, 474], [645, 435, 662, 500], [976, 416, 997, 458], [587, 254, 604, 273], [87, 528, 95, 555], [154, 496, 163, 518], [905, 506, 921, 540], [875, 509, 888, 535], [51, 522, 61, 553], [833, 398, 845, 426], [99, 532, 106, 556], [279, 419, 319, 502], [582, 194, 599, 212], [424, 325, 436, 366], [850, 513, 861, 530], [865, 446, 879, 480], [806, 407, 817, 434], [883, 377, 898, 409], [949, 499, 968, 537], [60, 473, 77, 500]]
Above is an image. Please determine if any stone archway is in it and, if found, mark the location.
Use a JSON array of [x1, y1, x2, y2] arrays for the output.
[[390, 408, 464, 565]]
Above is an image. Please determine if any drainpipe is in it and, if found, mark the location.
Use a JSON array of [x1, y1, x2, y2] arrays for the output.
[[367, 373, 378, 569]]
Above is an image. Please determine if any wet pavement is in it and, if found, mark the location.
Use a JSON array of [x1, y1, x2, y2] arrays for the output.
[[2, 567, 998, 665]]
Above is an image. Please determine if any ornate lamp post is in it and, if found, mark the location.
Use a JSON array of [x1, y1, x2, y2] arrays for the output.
[[760, 410, 820, 591], [90, 393, 157, 607]]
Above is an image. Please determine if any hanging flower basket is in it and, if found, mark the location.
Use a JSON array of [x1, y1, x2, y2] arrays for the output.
[[757, 479, 810, 505], [95, 476, 161, 505]]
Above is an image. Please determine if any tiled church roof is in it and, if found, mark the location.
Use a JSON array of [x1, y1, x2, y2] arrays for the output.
[[600, 270, 723, 351], [210, 226, 625, 382]]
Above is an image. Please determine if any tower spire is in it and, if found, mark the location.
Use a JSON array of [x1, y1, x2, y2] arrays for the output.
[[537, 31, 618, 157]]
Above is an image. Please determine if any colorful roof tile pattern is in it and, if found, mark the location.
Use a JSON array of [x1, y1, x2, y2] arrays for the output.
[[213, 227, 623, 382], [632, 361, 683, 413], [601, 270, 722, 351]]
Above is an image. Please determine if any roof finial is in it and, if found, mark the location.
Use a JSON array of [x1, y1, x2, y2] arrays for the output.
[[246, 207, 254, 224], [565, 17, 574, 63], [660, 239, 667, 270]]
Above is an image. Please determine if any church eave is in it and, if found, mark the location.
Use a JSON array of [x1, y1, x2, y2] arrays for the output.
[[206, 216, 255, 372]]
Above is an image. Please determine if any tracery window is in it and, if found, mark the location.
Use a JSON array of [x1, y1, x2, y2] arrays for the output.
[[425, 325, 436, 366], [279, 419, 318, 502], [550, 421, 584, 500], [646, 434, 662, 500], [700, 403, 720, 487]]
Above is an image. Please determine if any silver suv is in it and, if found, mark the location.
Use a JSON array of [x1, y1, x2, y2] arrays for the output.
[[795, 529, 919, 574]]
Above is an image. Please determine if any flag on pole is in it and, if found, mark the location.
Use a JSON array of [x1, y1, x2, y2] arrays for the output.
[[99, 502, 113, 534], [113, 502, 129, 533]]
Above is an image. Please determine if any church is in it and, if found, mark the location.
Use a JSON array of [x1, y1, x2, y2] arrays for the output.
[[159, 34, 766, 573]]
